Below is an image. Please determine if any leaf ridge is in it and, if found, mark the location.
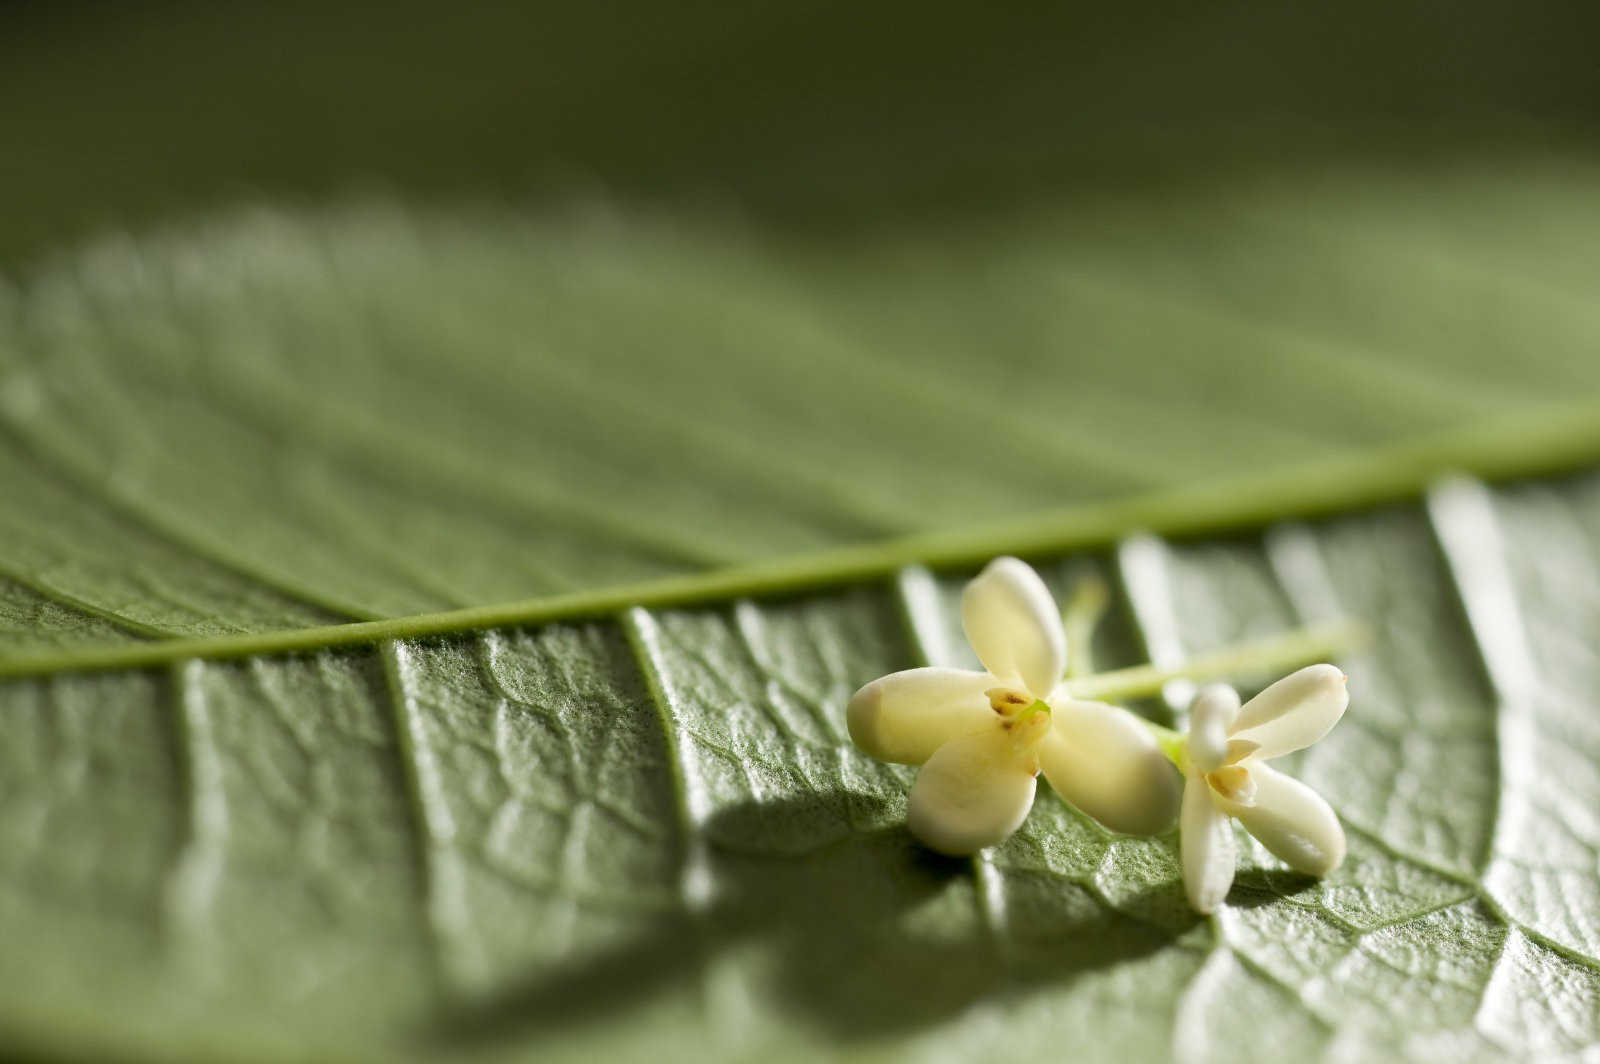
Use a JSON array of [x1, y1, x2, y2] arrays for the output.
[[619, 607, 714, 912], [378, 639, 483, 996], [10, 396, 1600, 681], [1337, 821, 1479, 889], [0, 409, 379, 623], [1261, 509, 1495, 876], [0, 555, 168, 640], [1219, 924, 1341, 1031], [1476, 894, 1600, 977], [1424, 478, 1600, 967], [1171, 926, 1232, 1064], [163, 660, 227, 950]]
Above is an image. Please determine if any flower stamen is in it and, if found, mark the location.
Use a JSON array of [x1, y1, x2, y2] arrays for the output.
[[986, 686, 1034, 716], [1205, 764, 1257, 805], [1003, 699, 1054, 756]]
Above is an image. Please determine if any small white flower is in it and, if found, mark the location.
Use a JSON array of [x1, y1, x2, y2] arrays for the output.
[[848, 557, 1181, 855], [1179, 666, 1350, 913]]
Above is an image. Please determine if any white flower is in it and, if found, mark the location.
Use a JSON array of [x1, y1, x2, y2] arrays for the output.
[[1179, 666, 1350, 913], [848, 557, 1181, 855]]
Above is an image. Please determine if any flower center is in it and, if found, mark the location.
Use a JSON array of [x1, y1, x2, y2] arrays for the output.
[[995, 698, 1053, 758], [1205, 764, 1257, 806], [986, 686, 1034, 715], [984, 687, 1052, 764]]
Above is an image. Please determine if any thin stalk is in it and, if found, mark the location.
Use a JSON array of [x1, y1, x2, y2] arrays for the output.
[[1062, 620, 1367, 705], [1143, 720, 1187, 770]]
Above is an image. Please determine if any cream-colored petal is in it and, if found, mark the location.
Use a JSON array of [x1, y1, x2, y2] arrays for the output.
[[960, 557, 1067, 696], [1038, 697, 1181, 835], [1187, 684, 1240, 774], [1180, 776, 1236, 914], [847, 667, 995, 765], [1219, 762, 1345, 876], [906, 728, 1038, 856], [1232, 664, 1348, 759]]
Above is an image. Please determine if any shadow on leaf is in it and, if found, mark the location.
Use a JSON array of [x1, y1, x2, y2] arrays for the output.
[[432, 794, 1200, 1050], [1228, 865, 1324, 909]]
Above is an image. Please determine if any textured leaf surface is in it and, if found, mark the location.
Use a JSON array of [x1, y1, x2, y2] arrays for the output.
[[5, 124, 1600, 1064], [3, 462, 1600, 1060]]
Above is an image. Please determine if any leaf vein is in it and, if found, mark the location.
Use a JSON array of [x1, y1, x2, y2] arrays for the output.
[[0, 410, 379, 623], [379, 639, 483, 995]]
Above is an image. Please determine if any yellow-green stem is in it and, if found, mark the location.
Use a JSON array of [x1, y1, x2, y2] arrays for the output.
[[1062, 620, 1366, 706], [1145, 721, 1186, 771]]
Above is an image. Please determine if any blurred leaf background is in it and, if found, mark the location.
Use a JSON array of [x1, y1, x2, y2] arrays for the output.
[[6, 1, 1600, 614], [6, 1, 1600, 255]]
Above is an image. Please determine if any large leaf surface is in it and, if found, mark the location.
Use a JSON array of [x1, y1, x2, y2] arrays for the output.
[[3, 173, 1600, 1060], [2, 471, 1599, 1060]]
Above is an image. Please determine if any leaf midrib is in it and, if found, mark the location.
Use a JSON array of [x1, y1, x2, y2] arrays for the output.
[[6, 394, 1600, 680]]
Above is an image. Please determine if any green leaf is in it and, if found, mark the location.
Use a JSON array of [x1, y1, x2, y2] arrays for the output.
[[4, 169, 1600, 1061], [6, 164, 1600, 633], [5, 476, 1600, 1060]]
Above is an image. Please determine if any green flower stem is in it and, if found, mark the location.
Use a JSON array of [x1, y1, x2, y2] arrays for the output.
[[1061, 619, 1367, 707], [1068, 620, 1367, 770], [1149, 722, 1186, 771]]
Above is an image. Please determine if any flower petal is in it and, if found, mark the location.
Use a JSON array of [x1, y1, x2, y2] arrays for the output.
[[1219, 762, 1346, 876], [1180, 776, 1236, 914], [1187, 684, 1240, 774], [1038, 697, 1181, 835], [906, 728, 1038, 855], [1231, 664, 1349, 759], [847, 667, 995, 764], [960, 557, 1067, 696]]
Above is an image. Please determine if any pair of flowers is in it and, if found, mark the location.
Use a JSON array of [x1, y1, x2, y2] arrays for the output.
[[847, 557, 1348, 913]]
